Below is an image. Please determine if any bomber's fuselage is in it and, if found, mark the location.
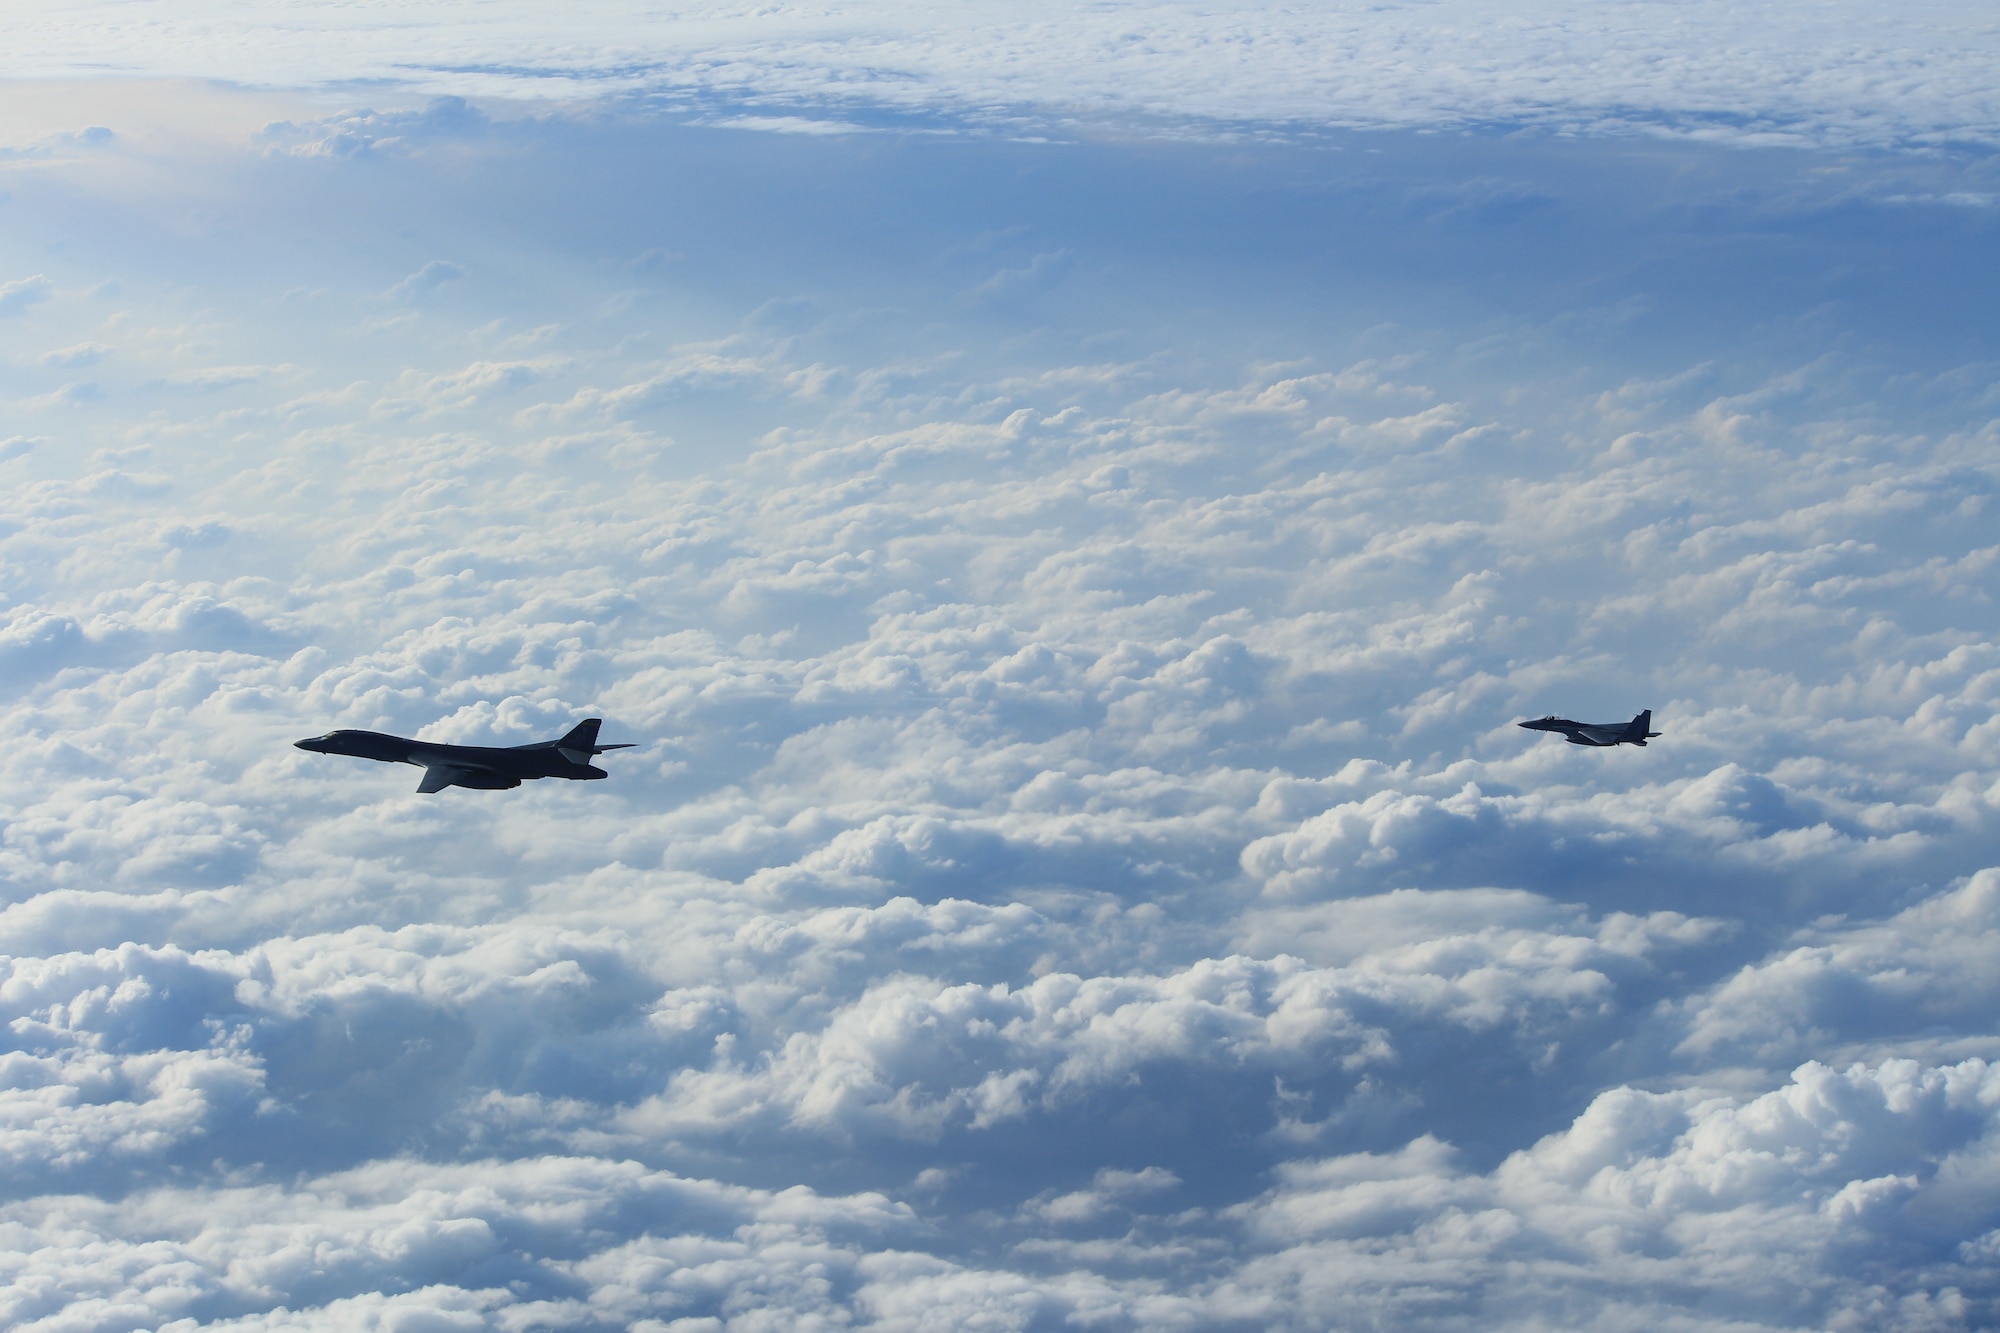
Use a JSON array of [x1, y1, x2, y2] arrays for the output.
[[294, 729, 607, 780]]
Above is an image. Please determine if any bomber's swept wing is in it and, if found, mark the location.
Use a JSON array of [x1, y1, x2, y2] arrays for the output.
[[417, 765, 474, 794], [414, 765, 524, 792]]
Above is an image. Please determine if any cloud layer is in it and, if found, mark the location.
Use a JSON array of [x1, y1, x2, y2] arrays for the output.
[[0, 77, 1998, 1329], [4, 1, 2000, 147]]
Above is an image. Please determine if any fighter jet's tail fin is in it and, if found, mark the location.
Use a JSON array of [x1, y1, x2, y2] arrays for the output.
[[1621, 710, 1654, 745], [555, 718, 636, 766]]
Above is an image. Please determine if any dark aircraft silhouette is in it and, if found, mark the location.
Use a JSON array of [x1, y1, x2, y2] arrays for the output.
[[1517, 709, 1661, 748], [295, 718, 635, 792]]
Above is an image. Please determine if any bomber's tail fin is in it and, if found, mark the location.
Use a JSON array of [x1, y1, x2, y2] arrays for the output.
[[558, 718, 603, 752], [555, 718, 636, 765], [1622, 709, 1654, 745]]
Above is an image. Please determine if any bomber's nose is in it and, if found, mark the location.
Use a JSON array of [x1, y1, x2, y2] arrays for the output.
[[294, 738, 323, 751]]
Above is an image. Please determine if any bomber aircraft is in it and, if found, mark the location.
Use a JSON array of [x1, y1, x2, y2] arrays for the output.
[[295, 718, 636, 792], [1517, 709, 1660, 748]]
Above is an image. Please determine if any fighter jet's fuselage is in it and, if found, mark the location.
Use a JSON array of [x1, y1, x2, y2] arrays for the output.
[[1517, 709, 1661, 748], [295, 718, 635, 792]]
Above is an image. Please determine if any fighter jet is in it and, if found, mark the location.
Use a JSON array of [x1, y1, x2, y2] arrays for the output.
[[1517, 709, 1660, 748], [294, 718, 636, 792]]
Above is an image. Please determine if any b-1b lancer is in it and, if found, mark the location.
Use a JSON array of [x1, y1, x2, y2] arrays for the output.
[[294, 718, 635, 792], [1517, 709, 1660, 748]]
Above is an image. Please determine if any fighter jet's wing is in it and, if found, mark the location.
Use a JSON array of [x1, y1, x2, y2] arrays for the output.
[[417, 765, 473, 793]]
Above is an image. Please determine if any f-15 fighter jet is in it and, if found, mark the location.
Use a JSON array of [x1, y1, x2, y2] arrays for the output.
[[295, 718, 636, 792], [1517, 709, 1660, 748]]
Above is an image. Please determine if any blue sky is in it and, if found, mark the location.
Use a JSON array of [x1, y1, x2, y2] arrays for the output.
[[4, 5, 2000, 1330]]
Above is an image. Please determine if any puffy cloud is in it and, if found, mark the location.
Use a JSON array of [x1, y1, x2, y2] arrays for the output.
[[0, 1156, 922, 1331], [1678, 868, 2000, 1067], [10, 1057, 1998, 1329], [1207, 1057, 2000, 1330], [0, 274, 54, 317], [40, 342, 110, 369]]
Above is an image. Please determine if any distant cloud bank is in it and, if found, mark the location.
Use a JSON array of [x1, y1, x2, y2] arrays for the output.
[[2, 0, 1998, 147]]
